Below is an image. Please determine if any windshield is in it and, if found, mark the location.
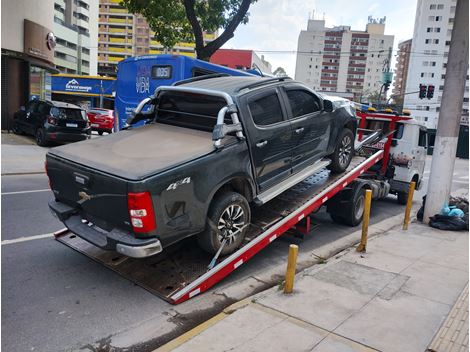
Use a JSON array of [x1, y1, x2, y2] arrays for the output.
[[155, 91, 227, 131], [51, 107, 86, 120]]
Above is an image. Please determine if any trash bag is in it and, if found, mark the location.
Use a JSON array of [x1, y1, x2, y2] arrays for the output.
[[417, 195, 426, 222], [429, 214, 467, 231]]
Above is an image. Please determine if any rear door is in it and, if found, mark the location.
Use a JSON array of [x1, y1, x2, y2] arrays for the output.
[[51, 107, 88, 130], [242, 87, 293, 191], [282, 86, 332, 173]]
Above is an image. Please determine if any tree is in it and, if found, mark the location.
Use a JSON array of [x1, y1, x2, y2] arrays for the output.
[[273, 67, 287, 77], [121, 0, 257, 61]]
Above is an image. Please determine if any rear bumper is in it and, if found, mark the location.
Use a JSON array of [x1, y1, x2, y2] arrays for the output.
[[46, 131, 90, 143], [48, 199, 162, 258]]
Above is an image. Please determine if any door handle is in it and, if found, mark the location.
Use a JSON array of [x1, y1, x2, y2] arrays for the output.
[[295, 127, 304, 134], [256, 140, 268, 148]]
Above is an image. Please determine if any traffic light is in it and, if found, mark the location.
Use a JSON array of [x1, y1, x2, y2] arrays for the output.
[[427, 85, 435, 99], [419, 84, 427, 99], [384, 81, 391, 91]]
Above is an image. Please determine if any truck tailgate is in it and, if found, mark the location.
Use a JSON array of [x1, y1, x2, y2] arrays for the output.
[[47, 154, 131, 232]]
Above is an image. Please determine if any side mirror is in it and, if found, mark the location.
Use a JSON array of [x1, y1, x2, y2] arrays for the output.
[[20, 106, 25, 111], [323, 99, 334, 113]]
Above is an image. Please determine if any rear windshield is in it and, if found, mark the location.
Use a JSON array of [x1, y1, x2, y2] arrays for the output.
[[51, 107, 86, 120], [156, 91, 227, 131]]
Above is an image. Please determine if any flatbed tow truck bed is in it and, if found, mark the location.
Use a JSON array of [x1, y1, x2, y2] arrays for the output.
[[55, 149, 383, 304]]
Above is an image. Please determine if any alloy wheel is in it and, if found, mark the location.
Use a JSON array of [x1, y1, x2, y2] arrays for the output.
[[217, 205, 246, 245], [338, 135, 352, 167]]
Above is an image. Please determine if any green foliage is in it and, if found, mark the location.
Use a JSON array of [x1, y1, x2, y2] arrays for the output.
[[121, 0, 256, 60]]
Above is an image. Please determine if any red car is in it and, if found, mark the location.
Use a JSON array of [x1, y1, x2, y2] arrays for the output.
[[87, 108, 114, 135]]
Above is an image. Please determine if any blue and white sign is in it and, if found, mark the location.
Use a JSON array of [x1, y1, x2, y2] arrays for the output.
[[52, 75, 115, 97]]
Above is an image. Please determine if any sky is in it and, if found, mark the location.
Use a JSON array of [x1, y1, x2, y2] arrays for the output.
[[222, 0, 418, 78]]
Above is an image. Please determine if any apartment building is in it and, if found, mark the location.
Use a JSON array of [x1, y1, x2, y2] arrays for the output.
[[98, 0, 216, 76], [295, 17, 394, 100], [404, 0, 468, 129], [392, 39, 412, 99], [53, 0, 98, 75]]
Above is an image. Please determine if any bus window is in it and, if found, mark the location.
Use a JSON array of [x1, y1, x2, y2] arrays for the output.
[[193, 67, 216, 77]]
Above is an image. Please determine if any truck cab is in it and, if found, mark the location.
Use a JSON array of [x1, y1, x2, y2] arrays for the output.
[[356, 111, 427, 204]]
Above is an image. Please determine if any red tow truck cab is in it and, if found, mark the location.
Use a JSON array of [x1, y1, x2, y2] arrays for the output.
[[87, 108, 114, 135]]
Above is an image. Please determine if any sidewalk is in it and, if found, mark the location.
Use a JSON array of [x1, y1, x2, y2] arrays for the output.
[[1, 132, 48, 175], [158, 219, 469, 352]]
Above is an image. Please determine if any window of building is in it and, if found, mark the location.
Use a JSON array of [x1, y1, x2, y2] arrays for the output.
[[431, 61, 436, 66], [425, 39, 431, 44], [433, 39, 439, 44], [427, 27, 432, 32], [428, 16, 435, 21], [445, 40, 451, 46], [423, 61, 429, 66], [464, 98, 469, 103], [436, 16, 442, 21], [437, 4, 444, 9], [449, 17, 454, 23], [439, 85, 444, 90], [430, 4, 436, 9], [249, 93, 284, 126]]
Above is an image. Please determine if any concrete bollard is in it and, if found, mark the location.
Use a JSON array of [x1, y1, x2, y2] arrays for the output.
[[357, 189, 372, 253], [284, 244, 298, 294], [403, 181, 416, 230]]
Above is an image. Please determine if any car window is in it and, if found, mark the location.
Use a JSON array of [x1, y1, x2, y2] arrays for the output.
[[50, 107, 86, 120], [393, 123, 404, 139], [26, 100, 38, 113], [38, 103, 50, 115], [418, 129, 427, 147], [248, 92, 284, 126], [285, 89, 321, 118]]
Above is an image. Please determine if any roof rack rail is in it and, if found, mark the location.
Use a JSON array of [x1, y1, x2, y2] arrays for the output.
[[234, 76, 292, 93], [172, 73, 231, 86]]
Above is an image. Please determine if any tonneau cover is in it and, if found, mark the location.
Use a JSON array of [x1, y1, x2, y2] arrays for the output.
[[48, 123, 222, 180]]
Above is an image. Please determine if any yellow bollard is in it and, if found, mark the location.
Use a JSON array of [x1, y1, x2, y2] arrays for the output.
[[284, 244, 299, 294], [357, 189, 372, 253], [403, 181, 416, 230]]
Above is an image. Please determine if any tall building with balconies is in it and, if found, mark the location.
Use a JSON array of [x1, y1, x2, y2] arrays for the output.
[[404, 0, 468, 129], [295, 16, 394, 101], [98, 0, 216, 77], [53, 0, 98, 75], [392, 39, 412, 99]]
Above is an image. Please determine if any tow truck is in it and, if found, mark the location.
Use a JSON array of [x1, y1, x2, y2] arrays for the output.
[[53, 109, 426, 305]]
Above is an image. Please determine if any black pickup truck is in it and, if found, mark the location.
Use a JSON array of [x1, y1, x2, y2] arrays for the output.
[[48, 76, 357, 258]]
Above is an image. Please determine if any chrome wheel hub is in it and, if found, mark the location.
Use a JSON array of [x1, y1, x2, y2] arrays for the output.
[[217, 205, 245, 245], [339, 135, 352, 167]]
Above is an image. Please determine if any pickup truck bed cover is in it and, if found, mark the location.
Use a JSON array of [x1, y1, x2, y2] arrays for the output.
[[48, 123, 223, 180]]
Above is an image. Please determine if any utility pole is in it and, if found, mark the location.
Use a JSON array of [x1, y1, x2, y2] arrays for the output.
[[423, 0, 469, 223]]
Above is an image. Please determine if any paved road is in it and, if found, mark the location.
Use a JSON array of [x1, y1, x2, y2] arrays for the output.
[[1, 154, 467, 352]]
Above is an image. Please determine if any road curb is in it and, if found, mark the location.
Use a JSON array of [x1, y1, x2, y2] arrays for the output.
[[153, 207, 416, 351]]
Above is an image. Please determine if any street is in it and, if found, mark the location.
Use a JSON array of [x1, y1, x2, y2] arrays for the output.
[[1, 136, 467, 351]]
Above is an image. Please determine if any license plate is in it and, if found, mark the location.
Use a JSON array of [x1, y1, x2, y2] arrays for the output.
[[66, 123, 78, 128], [91, 123, 99, 127]]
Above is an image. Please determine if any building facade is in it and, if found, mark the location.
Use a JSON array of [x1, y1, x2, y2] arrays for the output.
[[392, 39, 412, 99], [97, 0, 216, 76], [404, 0, 468, 129], [295, 17, 394, 101], [210, 49, 272, 74], [1, 0, 58, 130], [53, 0, 98, 75]]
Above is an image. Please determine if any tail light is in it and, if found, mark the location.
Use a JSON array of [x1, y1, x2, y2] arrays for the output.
[[45, 160, 52, 189], [47, 116, 57, 125], [127, 192, 157, 233]]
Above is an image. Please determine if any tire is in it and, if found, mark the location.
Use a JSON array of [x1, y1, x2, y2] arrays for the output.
[[328, 183, 366, 226], [35, 128, 48, 147], [98, 131, 104, 135], [198, 191, 251, 255], [12, 121, 22, 135], [328, 128, 355, 174], [397, 192, 408, 205]]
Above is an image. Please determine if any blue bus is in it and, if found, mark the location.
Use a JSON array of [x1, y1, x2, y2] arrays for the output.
[[115, 55, 260, 129]]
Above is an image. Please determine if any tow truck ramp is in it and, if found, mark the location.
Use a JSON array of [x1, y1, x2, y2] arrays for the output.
[[55, 150, 383, 304]]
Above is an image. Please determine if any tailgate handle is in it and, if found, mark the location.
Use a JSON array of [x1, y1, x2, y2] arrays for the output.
[[74, 172, 90, 186]]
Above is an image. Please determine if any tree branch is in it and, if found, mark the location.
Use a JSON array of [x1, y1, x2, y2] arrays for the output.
[[183, 0, 205, 55], [199, 0, 252, 59]]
